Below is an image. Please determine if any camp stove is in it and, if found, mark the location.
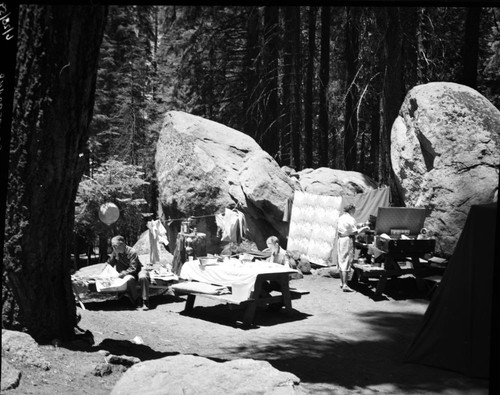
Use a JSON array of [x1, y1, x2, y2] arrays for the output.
[[374, 207, 435, 256]]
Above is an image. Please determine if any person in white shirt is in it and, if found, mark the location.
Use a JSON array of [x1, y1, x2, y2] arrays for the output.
[[337, 204, 369, 292], [266, 236, 290, 268]]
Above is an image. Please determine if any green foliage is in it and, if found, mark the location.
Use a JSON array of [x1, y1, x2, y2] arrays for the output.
[[74, 159, 150, 244], [90, 5, 162, 176], [478, 8, 500, 108], [159, 6, 250, 128]]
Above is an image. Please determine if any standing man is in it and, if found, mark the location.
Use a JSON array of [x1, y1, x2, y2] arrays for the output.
[[108, 235, 151, 310], [337, 204, 369, 292]]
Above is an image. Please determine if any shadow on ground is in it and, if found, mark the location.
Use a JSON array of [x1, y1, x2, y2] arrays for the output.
[[93, 338, 179, 361], [63, 336, 179, 362], [350, 276, 431, 302], [179, 304, 312, 329], [223, 310, 488, 393], [80, 292, 184, 311]]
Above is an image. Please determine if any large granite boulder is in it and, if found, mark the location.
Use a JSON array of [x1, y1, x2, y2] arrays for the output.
[[1, 360, 21, 391], [295, 167, 378, 196], [2, 329, 51, 370], [391, 82, 499, 256], [155, 111, 296, 251], [111, 354, 305, 395], [1, 329, 52, 391]]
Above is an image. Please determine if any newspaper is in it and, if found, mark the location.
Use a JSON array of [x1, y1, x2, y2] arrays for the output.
[[95, 265, 129, 292]]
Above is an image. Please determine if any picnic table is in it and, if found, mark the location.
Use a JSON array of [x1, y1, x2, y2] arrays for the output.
[[352, 241, 444, 297], [171, 258, 309, 326]]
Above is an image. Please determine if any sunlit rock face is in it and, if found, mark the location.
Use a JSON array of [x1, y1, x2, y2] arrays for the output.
[[295, 167, 378, 196], [155, 111, 296, 251], [391, 82, 499, 256], [111, 354, 305, 395]]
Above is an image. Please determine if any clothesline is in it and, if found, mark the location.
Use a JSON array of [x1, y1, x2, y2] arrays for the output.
[[166, 209, 243, 225], [166, 213, 217, 224]]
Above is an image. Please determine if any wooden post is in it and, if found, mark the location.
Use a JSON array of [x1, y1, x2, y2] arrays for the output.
[[171, 233, 186, 275]]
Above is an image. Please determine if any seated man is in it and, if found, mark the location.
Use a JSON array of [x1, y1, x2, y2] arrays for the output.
[[107, 235, 151, 310]]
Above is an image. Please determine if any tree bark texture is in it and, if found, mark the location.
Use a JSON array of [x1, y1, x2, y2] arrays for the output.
[[281, 6, 294, 166], [261, 6, 280, 162], [304, 6, 317, 169], [244, 6, 260, 139], [343, 6, 360, 171], [3, 4, 107, 342], [400, 6, 418, 92], [461, 7, 481, 90], [290, 6, 302, 170], [318, 6, 330, 167], [376, 7, 405, 205]]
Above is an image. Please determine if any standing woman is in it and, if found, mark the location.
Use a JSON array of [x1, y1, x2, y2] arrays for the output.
[[337, 204, 369, 292]]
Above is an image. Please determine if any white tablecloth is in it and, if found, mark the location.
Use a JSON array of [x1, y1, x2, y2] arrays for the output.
[[180, 258, 297, 290]]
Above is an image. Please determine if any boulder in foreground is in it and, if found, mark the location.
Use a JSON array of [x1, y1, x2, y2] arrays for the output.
[[111, 354, 305, 395]]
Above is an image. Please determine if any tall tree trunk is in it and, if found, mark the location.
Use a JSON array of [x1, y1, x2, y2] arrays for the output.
[[377, 7, 405, 205], [282, 7, 294, 166], [401, 6, 418, 92], [261, 6, 280, 162], [343, 6, 360, 171], [304, 6, 317, 169], [461, 7, 482, 89], [318, 6, 330, 167], [3, 4, 107, 343], [1, 4, 20, 330], [369, 90, 381, 183], [290, 6, 302, 170], [244, 6, 260, 138]]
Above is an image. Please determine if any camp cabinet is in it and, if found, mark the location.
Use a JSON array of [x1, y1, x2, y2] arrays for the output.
[[374, 207, 435, 257], [375, 237, 435, 256]]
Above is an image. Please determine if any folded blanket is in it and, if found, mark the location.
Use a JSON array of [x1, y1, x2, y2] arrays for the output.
[[170, 282, 230, 295]]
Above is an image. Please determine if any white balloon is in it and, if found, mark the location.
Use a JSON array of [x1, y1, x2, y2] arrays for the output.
[[99, 202, 120, 225]]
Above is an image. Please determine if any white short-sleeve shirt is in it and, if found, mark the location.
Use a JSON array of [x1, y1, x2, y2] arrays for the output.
[[337, 213, 357, 236]]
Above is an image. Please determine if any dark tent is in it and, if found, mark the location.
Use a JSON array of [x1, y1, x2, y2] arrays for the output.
[[405, 203, 497, 378]]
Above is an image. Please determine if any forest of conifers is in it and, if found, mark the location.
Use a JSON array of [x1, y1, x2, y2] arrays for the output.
[[89, 5, 499, 194]]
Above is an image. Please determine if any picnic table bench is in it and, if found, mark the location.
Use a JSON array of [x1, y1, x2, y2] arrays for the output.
[[352, 254, 445, 297], [72, 263, 178, 309], [171, 271, 309, 327]]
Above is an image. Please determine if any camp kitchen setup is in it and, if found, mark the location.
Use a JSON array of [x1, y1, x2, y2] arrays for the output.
[[352, 207, 443, 296], [72, 189, 447, 327]]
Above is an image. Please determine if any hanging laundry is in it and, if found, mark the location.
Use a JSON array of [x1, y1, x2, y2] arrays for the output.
[[282, 196, 294, 222], [215, 208, 247, 243], [235, 209, 247, 243], [147, 219, 169, 265]]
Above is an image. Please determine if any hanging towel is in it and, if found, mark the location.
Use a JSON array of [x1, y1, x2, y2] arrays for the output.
[[235, 210, 247, 242], [282, 196, 294, 222], [147, 219, 169, 265], [216, 208, 247, 243]]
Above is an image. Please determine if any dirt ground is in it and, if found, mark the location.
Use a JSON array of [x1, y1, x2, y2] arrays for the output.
[[5, 272, 489, 395]]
